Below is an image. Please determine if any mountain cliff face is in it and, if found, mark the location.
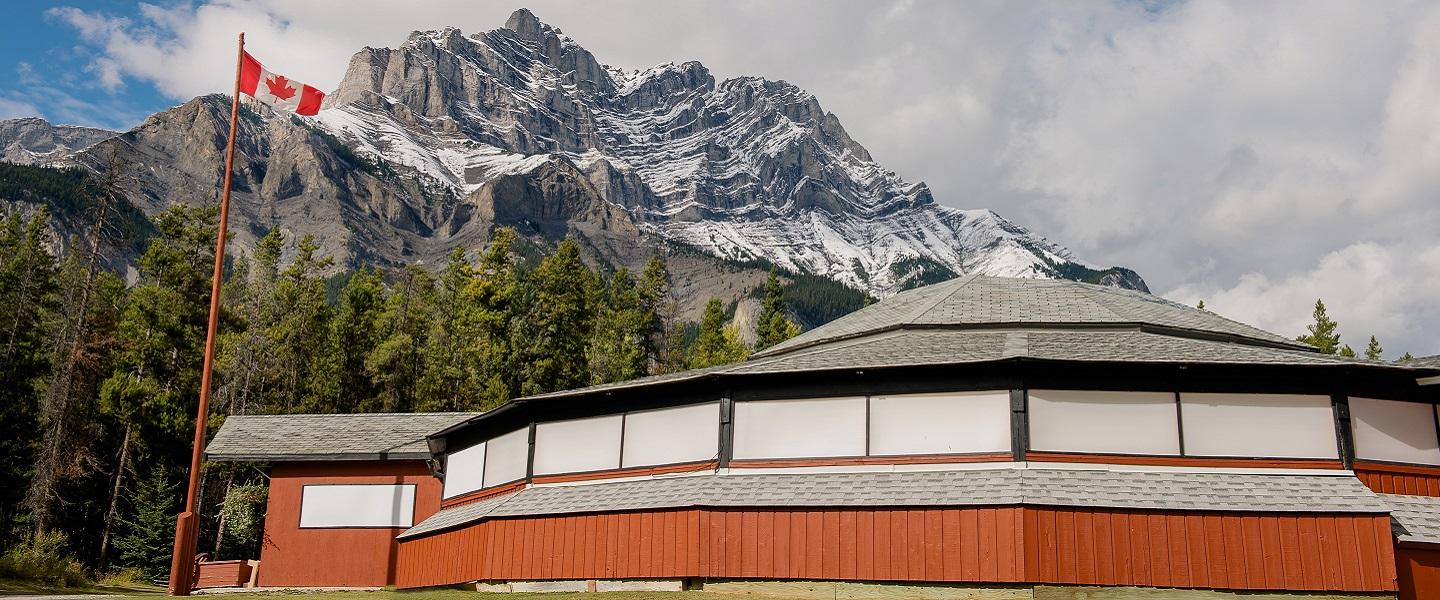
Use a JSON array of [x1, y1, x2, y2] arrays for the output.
[[32, 8, 1143, 308], [0, 118, 115, 165]]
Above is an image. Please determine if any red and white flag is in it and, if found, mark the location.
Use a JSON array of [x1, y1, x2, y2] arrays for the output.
[[239, 51, 325, 116]]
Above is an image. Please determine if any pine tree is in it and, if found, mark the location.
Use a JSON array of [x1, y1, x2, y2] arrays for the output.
[[515, 239, 596, 396], [1399, 352, 1415, 363], [637, 257, 671, 369], [687, 298, 750, 369], [96, 205, 217, 568], [1339, 345, 1356, 358], [462, 228, 520, 409], [305, 266, 384, 413], [367, 265, 435, 412], [754, 268, 800, 351], [215, 230, 284, 416], [0, 208, 59, 546], [1196, 300, 1206, 311], [1296, 299, 1341, 355], [416, 249, 480, 411], [1364, 336, 1383, 361], [114, 464, 180, 579], [270, 234, 334, 412], [588, 269, 649, 385]]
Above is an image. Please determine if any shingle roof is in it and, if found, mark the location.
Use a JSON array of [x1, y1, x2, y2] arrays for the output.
[[514, 327, 1389, 402], [1380, 493, 1440, 544], [1412, 355, 1440, 369], [206, 412, 480, 461], [400, 467, 1385, 539], [758, 275, 1311, 356]]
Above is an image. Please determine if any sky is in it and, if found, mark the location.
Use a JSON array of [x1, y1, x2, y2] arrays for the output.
[[1, 0, 1437, 357]]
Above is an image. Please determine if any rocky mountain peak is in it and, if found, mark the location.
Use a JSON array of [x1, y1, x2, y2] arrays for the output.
[[0, 117, 116, 166], [503, 8, 547, 40], [54, 9, 1146, 301]]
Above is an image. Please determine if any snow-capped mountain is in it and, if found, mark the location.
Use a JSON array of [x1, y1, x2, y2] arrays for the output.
[[310, 8, 1144, 293], [49, 8, 1142, 305]]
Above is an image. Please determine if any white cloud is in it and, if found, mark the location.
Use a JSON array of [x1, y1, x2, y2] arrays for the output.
[[47, 0, 1440, 355], [0, 96, 42, 119]]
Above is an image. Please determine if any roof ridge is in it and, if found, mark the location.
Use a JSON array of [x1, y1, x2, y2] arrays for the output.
[[901, 274, 980, 326]]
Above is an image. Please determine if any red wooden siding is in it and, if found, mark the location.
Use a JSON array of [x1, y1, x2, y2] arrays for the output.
[[1022, 507, 1395, 592], [1356, 462, 1440, 496], [393, 506, 1394, 593], [1397, 546, 1440, 600], [260, 461, 442, 587]]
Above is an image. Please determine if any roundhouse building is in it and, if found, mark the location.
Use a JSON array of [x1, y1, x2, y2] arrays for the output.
[[208, 276, 1440, 598]]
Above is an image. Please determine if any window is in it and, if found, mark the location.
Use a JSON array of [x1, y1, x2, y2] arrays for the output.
[[1350, 397, 1440, 465], [869, 392, 1010, 456], [622, 403, 719, 468], [299, 484, 415, 528], [533, 415, 623, 475], [1029, 390, 1180, 455], [1180, 394, 1337, 459], [442, 441, 486, 499], [733, 397, 867, 460], [482, 427, 530, 487]]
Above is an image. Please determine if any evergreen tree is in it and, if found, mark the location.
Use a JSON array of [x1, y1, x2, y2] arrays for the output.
[[1339, 345, 1356, 358], [304, 266, 384, 413], [687, 298, 750, 369], [515, 239, 596, 396], [270, 234, 334, 412], [588, 269, 649, 385], [0, 208, 59, 545], [1364, 336, 1384, 361], [215, 230, 284, 416], [1296, 299, 1341, 355], [637, 257, 670, 363], [462, 228, 520, 409], [1196, 300, 1206, 311], [367, 265, 435, 412], [1399, 352, 1415, 363], [95, 205, 217, 567], [416, 249, 480, 411], [113, 464, 179, 579], [754, 268, 800, 351]]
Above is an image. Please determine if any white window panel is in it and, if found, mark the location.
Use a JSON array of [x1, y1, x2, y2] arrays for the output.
[[622, 403, 719, 468], [733, 397, 867, 460], [1180, 393, 1337, 459], [533, 414, 623, 475], [1350, 397, 1440, 465], [299, 484, 415, 528], [1029, 390, 1181, 455], [869, 392, 1010, 456], [442, 441, 486, 499], [482, 427, 530, 487]]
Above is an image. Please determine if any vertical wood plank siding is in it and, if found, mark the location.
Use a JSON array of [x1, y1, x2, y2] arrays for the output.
[[1355, 463, 1440, 496], [261, 461, 443, 587], [1396, 546, 1440, 600], [393, 507, 1395, 593]]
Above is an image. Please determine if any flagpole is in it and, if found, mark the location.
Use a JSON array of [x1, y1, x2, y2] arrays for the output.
[[168, 30, 243, 598]]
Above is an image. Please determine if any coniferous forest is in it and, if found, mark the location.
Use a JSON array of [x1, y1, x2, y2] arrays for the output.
[[0, 165, 817, 585]]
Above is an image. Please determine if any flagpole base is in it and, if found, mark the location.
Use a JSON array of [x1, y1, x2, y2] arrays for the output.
[[167, 511, 199, 596]]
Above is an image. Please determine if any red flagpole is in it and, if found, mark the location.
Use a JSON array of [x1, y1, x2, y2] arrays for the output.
[[168, 31, 243, 597]]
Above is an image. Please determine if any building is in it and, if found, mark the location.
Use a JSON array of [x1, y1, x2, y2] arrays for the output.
[[207, 275, 1440, 598]]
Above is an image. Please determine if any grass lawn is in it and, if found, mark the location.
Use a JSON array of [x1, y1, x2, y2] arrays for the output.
[[0, 578, 164, 596]]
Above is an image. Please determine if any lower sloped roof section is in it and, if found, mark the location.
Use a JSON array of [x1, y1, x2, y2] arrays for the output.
[[206, 412, 481, 461], [399, 467, 1387, 540], [1380, 493, 1440, 544]]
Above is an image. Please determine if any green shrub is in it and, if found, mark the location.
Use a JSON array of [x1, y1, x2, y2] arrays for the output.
[[97, 566, 149, 587], [0, 532, 90, 587]]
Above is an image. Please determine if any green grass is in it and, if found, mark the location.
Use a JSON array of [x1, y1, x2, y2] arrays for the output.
[[233, 592, 758, 600], [0, 577, 163, 596]]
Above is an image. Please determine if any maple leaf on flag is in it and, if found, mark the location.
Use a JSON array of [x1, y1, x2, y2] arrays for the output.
[[265, 74, 296, 100]]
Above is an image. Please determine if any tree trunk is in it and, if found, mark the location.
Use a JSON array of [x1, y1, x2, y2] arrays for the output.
[[213, 473, 233, 557], [97, 423, 131, 571]]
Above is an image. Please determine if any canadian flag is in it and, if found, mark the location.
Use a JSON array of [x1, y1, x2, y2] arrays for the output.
[[239, 51, 324, 116]]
